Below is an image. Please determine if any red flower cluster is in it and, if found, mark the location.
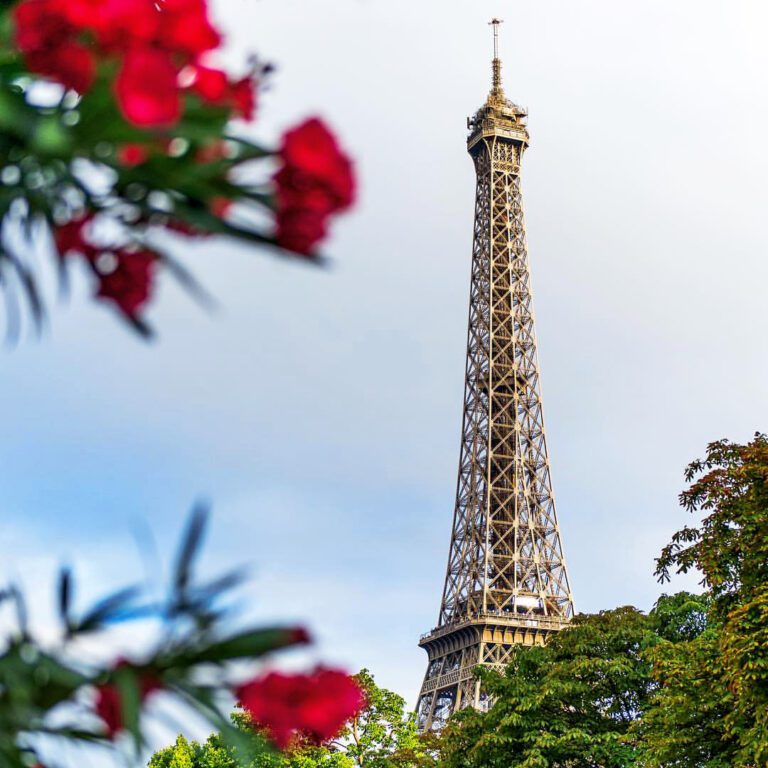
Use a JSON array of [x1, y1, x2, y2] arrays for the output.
[[191, 65, 256, 121], [55, 217, 157, 318], [95, 668, 161, 738], [274, 118, 355, 255], [236, 667, 365, 749], [13, 0, 255, 127]]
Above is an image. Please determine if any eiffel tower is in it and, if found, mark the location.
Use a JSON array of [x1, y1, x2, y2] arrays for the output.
[[416, 20, 575, 730]]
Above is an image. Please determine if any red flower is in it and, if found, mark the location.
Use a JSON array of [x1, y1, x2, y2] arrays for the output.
[[115, 49, 181, 127], [279, 118, 355, 209], [117, 143, 150, 167], [158, 0, 221, 57], [288, 627, 312, 645], [95, 667, 162, 738], [55, 215, 96, 259], [210, 196, 233, 218], [13, 0, 95, 92], [65, 0, 160, 49], [93, 249, 157, 317], [13, 0, 71, 53], [236, 667, 364, 750], [274, 118, 355, 255], [273, 208, 328, 256], [191, 65, 229, 103], [24, 43, 96, 93], [231, 76, 256, 121], [190, 67, 256, 122], [195, 139, 229, 164], [14, 0, 245, 130], [95, 684, 124, 738]]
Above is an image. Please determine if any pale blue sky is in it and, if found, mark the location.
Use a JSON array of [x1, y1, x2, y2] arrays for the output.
[[2, 0, 768, 737]]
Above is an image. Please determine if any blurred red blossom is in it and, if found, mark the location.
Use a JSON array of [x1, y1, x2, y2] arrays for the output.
[[274, 118, 355, 255], [232, 76, 256, 120], [287, 626, 312, 645], [192, 65, 230, 102], [54, 218, 157, 318], [192, 66, 257, 121], [95, 667, 162, 738], [12, 0, 241, 127], [159, 0, 221, 57], [93, 249, 157, 317], [13, 0, 78, 54], [115, 49, 181, 127], [117, 143, 150, 167], [236, 667, 364, 749], [6, 0, 356, 334], [54, 215, 96, 260], [24, 43, 96, 93], [210, 196, 233, 218]]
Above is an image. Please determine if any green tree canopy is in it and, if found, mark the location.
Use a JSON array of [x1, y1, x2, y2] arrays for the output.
[[331, 669, 429, 768], [438, 594, 714, 768], [439, 605, 659, 768], [652, 434, 768, 765]]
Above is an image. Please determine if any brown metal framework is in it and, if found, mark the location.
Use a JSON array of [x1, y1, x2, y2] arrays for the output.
[[416, 23, 575, 730]]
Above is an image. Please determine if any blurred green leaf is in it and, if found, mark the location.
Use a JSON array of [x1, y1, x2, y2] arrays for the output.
[[182, 627, 304, 664], [114, 665, 142, 746], [74, 584, 146, 634], [173, 503, 208, 599], [57, 566, 72, 629]]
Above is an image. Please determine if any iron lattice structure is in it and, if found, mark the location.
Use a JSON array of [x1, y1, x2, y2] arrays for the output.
[[416, 23, 575, 730]]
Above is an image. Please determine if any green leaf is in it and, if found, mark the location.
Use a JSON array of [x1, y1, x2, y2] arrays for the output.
[[114, 665, 142, 747], [184, 627, 305, 664], [173, 503, 209, 598], [57, 566, 72, 629], [74, 584, 145, 634]]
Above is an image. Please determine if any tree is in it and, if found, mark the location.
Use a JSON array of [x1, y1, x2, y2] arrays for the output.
[[437, 594, 715, 768], [653, 434, 768, 765], [148, 730, 288, 768], [636, 621, 736, 768], [149, 735, 199, 768], [439, 606, 658, 768], [331, 669, 432, 768]]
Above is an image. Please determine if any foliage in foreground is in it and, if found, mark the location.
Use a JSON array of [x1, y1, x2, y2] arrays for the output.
[[149, 669, 437, 768], [0, 0, 356, 336], [0, 508, 361, 768]]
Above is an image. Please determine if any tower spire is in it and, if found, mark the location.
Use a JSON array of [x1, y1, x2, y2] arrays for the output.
[[489, 17, 504, 98]]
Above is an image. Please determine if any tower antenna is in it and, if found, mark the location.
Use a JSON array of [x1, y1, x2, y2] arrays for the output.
[[489, 17, 503, 60], [489, 18, 504, 95]]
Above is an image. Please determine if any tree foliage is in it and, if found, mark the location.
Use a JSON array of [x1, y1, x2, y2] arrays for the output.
[[636, 620, 736, 768], [438, 606, 660, 768], [331, 669, 428, 768], [652, 434, 768, 765]]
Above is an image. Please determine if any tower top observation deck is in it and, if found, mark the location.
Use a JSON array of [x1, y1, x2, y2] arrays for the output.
[[467, 18, 529, 151]]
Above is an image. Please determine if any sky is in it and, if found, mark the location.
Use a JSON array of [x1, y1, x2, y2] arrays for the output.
[[2, 0, 768, 742]]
